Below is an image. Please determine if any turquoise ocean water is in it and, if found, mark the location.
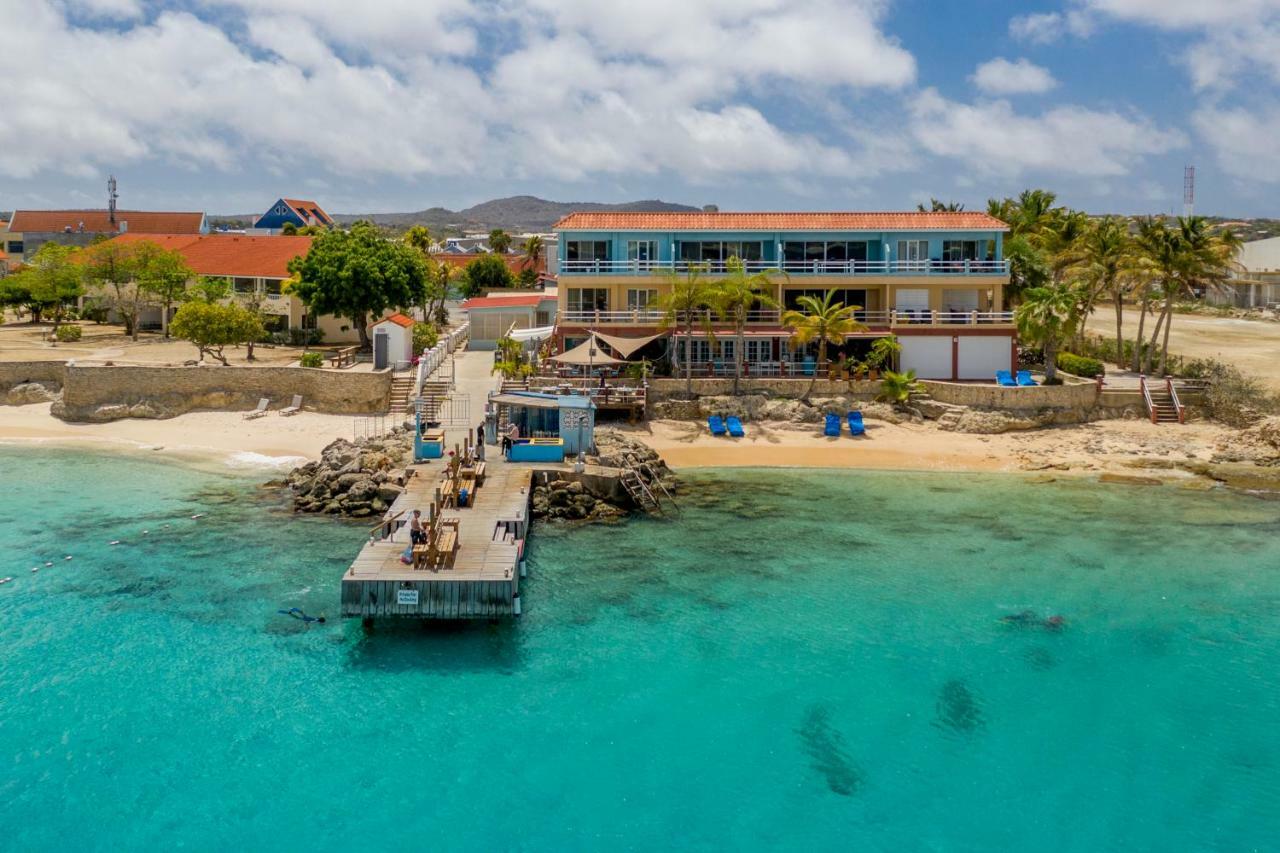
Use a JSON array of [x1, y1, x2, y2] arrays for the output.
[[1, 445, 1278, 851]]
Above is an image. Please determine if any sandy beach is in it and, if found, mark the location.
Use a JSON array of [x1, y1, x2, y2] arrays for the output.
[[623, 417, 1236, 478], [0, 402, 362, 468]]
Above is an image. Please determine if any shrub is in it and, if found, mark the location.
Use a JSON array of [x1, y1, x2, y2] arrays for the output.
[[412, 322, 439, 355], [460, 253, 514, 296], [288, 328, 324, 346], [55, 324, 82, 342], [1056, 352, 1104, 378], [299, 351, 324, 368], [1181, 359, 1278, 426], [517, 267, 540, 288]]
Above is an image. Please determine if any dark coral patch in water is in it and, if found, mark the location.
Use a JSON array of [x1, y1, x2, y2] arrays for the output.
[[935, 679, 984, 733], [797, 705, 862, 796]]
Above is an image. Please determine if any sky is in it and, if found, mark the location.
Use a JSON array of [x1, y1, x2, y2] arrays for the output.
[[2, 0, 1280, 217]]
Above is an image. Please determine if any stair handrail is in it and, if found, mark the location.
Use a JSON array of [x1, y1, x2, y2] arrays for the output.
[[1139, 374, 1157, 424], [625, 452, 679, 509], [1166, 377, 1186, 424]]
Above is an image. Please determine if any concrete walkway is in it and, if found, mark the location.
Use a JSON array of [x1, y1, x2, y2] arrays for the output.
[[437, 346, 501, 450]]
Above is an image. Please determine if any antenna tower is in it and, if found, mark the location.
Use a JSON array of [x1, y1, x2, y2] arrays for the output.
[[1182, 165, 1195, 218], [108, 175, 118, 225]]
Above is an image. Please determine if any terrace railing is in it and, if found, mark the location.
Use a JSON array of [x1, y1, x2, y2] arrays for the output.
[[560, 259, 1010, 276], [558, 308, 1015, 327]]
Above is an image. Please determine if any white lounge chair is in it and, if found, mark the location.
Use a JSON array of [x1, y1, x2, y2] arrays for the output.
[[243, 398, 269, 420], [279, 395, 303, 417]]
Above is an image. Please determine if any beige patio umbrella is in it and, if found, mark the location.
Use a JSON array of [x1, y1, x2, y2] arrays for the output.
[[591, 330, 664, 359], [549, 335, 625, 366]]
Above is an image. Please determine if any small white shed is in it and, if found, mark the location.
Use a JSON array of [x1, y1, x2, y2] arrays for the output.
[[370, 313, 415, 370]]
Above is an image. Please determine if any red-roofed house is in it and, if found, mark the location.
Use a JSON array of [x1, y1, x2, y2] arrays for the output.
[[3, 209, 207, 265], [461, 292, 557, 349], [252, 198, 334, 233], [95, 233, 375, 342], [554, 210, 1016, 380]]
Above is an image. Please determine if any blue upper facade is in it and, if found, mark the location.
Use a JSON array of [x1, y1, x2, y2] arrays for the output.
[[253, 198, 333, 231], [553, 212, 1009, 276]]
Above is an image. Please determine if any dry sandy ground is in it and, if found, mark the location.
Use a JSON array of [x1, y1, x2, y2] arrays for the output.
[[0, 403, 357, 469], [0, 321, 309, 367], [622, 417, 1233, 479], [1084, 310, 1280, 391]]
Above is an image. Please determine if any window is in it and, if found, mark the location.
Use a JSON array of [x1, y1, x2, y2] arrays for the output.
[[783, 289, 867, 312], [677, 241, 763, 266], [301, 312, 318, 330], [566, 241, 610, 263], [942, 241, 980, 262], [6, 241, 23, 255], [263, 279, 282, 295], [626, 240, 656, 263], [782, 241, 867, 267], [895, 289, 930, 310], [896, 240, 929, 262], [567, 288, 609, 313], [535, 310, 552, 326], [233, 277, 256, 294], [745, 339, 773, 362], [626, 289, 658, 310]]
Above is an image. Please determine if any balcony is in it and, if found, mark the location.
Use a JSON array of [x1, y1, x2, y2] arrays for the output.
[[560, 259, 1009, 276], [558, 308, 1014, 328]]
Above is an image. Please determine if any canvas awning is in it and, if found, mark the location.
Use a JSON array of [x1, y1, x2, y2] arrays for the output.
[[549, 335, 625, 366], [490, 393, 560, 410], [506, 325, 556, 342], [592, 330, 664, 358]]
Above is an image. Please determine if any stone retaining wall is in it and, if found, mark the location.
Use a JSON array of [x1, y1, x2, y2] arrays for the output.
[[921, 378, 1098, 411], [0, 360, 67, 394], [648, 378, 879, 402], [54, 364, 392, 422]]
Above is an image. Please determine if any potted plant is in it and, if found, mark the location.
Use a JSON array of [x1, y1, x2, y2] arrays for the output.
[[865, 336, 901, 381]]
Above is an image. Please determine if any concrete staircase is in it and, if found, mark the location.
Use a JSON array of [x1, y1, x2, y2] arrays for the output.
[[389, 376, 415, 414], [1146, 385, 1181, 424]]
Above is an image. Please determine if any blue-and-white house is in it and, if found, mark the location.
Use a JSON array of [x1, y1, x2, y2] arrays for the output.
[[252, 198, 334, 233], [552, 211, 1015, 381]]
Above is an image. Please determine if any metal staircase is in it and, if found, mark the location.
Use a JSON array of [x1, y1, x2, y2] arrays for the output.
[[619, 452, 677, 515]]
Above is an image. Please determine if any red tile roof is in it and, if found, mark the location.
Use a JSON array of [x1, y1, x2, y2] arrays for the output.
[[373, 313, 415, 328], [281, 198, 332, 225], [553, 211, 1009, 232], [460, 295, 548, 311], [0, 220, 9, 231], [8, 209, 205, 234], [106, 233, 313, 279]]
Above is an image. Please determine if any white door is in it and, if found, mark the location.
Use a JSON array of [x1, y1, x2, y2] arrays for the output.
[[957, 336, 1012, 380], [899, 335, 952, 379]]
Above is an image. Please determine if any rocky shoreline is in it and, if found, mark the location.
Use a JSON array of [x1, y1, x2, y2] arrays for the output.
[[281, 427, 678, 522]]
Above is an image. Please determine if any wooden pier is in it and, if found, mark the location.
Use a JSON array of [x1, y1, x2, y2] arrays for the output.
[[340, 451, 534, 622]]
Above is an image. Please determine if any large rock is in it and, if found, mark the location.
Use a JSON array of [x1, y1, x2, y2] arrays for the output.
[[1205, 462, 1280, 492], [5, 382, 57, 405], [376, 483, 404, 502], [952, 410, 1043, 434]]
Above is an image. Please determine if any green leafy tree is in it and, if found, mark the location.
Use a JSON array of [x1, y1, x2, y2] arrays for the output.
[[657, 264, 717, 396], [81, 239, 144, 339], [20, 243, 83, 330], [280, 221, 299, 235], [711, 257, 781, 395], [412, 322, 439, 355], [1015, 284, 1084, 383], [0, 273, 41, 322], [987, 189, 1058, 304], [488, 229, 512, 254], [917, 199, 965, 212], [187, 276, 231, 304], [404, 227, 446, 319], [517, 267, 540, 288], [170, 301, 266, 365], [133, 241, 196, 337], [866, 336, 901, 372], [460, 253, 514, 297], [1072, 216, 1135, 363], [286, 221, 428, 349], [782, 290, 867, 399]]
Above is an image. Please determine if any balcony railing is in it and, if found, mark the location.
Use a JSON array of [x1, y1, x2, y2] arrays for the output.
[[558, 308, 1014, 327], [560, 259, 1009, 276]]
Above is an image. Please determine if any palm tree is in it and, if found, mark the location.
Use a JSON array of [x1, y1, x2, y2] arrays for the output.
[[521, 235, 544, 271], [1015, 284, 1084, 383], [918, 199, 965, 212], [987, 188, 1058, 303], [711, 257, 781, 395], [782, 290, 867, 399], [657, 264, 717, 397], [488, 229, 512, 254], [1071, 216, 1134, 362]]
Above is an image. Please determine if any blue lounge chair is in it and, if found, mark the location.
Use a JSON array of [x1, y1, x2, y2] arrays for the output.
[[996, 370, 1018, 387], [708, 415, 728, 436], [824, 413, 841, 437], [847, 411, 866, 436], [1016, 370, 1039, 386], [726, 416, 746, 437]]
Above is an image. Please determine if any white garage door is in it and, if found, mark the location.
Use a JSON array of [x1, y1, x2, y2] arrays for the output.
[[957, 336, 1012, 380], [899, 336, 952, 379]]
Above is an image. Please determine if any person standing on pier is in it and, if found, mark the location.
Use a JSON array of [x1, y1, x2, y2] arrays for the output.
[[410, 510, 426, 545]]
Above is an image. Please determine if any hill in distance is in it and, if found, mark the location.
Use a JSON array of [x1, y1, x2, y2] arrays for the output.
[[207, 195, 704, 234]]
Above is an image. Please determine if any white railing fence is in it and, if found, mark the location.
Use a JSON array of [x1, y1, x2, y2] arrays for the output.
[[413, 322, 470, 398], [560, 259, 1010, 276]]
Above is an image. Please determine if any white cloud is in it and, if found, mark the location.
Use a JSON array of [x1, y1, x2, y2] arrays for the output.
[[1008, 10, 1094, 44], [971, 58, 1057, 95], [0, 0, 912, 191], [910, 90, 1184, 179], [1193, 104, 1280, 184]]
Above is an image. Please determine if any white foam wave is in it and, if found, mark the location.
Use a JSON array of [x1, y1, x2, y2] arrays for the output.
[[224, 451, 307, 470]]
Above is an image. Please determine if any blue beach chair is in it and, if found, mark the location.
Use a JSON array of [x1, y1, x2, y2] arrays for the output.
[[708, 415, 728, 436], [824, 413, 841, 437], [847, 411, 866, 436], [1016, 370, 1039, 386], [726, 416, 746, 437], [996, 370, 1018, 387]]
